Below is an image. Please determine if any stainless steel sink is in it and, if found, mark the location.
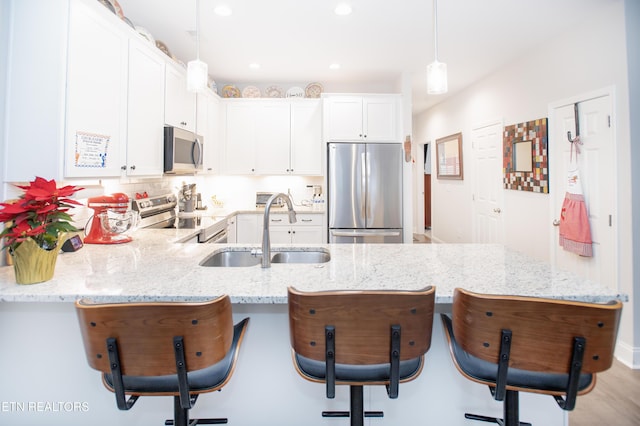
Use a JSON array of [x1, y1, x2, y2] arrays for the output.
[[199, 248, 330, 267], [199, 250, 261, 267], [271, 249, 331, 264]]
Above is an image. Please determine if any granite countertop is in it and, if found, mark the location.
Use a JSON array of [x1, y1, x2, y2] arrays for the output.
[[0, 227, 626, 305]]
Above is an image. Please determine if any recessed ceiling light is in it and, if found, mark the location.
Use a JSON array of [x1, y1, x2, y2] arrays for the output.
[[329, 63, 341, 70], [249, 63, 261, 70], [214, 4, 232, 17], [334, 3, 352, 16]]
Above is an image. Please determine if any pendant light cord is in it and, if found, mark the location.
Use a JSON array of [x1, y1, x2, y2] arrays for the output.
[[196, 0, 201, 61], [433, 0, 439, 62]]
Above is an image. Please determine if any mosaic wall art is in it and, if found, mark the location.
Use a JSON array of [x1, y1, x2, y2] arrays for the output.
[[503, 118, 548, 193]]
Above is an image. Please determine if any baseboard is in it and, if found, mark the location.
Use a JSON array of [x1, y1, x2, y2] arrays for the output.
[[615, 340, 640, 369]]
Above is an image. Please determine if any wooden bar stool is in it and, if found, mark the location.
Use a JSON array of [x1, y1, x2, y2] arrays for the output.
[[441, 288, 622, 426], [288, 286, 436, 426], [76, 296, 249, 426]]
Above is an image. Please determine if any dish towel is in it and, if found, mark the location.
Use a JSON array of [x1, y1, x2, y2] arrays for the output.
[[559, 165, 593, 257]]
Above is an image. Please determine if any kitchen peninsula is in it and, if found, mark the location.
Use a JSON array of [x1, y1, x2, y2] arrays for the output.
[[0, 232, 625, 426]]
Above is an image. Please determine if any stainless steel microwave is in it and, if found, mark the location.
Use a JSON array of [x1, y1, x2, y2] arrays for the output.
[[164, 126, 203, 174]]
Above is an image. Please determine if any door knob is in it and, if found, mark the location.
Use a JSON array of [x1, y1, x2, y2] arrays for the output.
[[493, 208, 501, 213], [553, 219, 561, 226]]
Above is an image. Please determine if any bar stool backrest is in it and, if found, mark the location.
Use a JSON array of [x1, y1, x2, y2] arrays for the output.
[[76, 296, 234, 376], [452, 288, 622, 374], [289, 286, 435, 365]]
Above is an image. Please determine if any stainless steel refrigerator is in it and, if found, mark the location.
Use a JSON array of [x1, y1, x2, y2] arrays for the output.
[[328, 142, 403, 243]]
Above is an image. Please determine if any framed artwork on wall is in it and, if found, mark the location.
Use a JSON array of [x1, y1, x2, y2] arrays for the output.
[[503, 118, 548, 193], [436, 132, 463, 180]]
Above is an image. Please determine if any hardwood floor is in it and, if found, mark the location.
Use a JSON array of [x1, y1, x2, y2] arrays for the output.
[[569, 359, 640, 425]]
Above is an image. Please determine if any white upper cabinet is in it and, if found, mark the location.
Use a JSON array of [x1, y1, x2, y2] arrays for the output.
[[164, 63, 196, 132], [290, 100, 322, 175], [224, 101, 258, 174], [223, 99, 322, 175], [5, 0, 131, 181], [254, 102, 291, 175], [64, 0, 128, 178], [3, 0, 179, 181], [323, 95, 400, 142], [126, 37, 165, 177], [200, 91, 221, 174]]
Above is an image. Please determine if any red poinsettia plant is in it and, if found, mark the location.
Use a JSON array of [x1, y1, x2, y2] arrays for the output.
[[0, 177, 84, 252]]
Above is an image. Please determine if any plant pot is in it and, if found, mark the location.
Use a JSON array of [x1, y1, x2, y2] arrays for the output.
[[9, 237, 60, 284]]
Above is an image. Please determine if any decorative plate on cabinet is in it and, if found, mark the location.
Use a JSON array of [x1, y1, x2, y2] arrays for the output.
[[134, 26, 155, 45], [155, 40, 171, 57], [305, 82, 323, 98], [265, 85, 284, 98], [242, 86, 261, 98], [286, 86, 305, 98], [221, 85, 241, 98], [97, 0, 116, 14], [122, 16, 135, 29], [111, 0, 125, 18]]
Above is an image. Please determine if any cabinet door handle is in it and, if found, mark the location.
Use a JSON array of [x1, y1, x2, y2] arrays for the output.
[[301, 219, 313, 222], [121, 165, 127, 170], [271, 219, 283, 222], [130, 165, 136, 170]]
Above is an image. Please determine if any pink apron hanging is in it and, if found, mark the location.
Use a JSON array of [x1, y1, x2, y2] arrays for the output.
[[559, 136, 593, 257]]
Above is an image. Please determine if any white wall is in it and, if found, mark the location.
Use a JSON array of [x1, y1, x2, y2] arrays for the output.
[[0, 0, 10, 266], [624, 0, 640, 364], [414, 0, 636, 364], [414, 0, 629, 260]]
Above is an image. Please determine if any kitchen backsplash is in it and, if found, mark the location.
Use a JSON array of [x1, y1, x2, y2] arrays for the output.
[[62, 174, 324, 230]]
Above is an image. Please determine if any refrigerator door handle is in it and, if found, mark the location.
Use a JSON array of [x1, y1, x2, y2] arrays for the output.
[[360, 151, 367, 220], [331, 230, 402, 237]]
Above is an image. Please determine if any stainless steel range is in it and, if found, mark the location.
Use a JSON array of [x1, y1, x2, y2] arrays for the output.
[[132, 193, 227, 243], [131, 193, 178, 229]]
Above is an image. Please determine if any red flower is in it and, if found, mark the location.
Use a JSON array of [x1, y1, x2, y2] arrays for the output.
[[1, 177, 84, 251]]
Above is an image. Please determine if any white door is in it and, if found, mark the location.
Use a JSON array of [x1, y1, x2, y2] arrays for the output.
[[550, 94, 615, 287], [473, 122, 504, 243]]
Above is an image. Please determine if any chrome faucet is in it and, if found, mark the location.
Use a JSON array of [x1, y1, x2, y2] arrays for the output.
[[261, 193, 296, 268]]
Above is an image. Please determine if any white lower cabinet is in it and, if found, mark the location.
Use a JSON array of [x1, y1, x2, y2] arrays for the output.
[[268, 213, 323, 244], [235, 213, 324, 244], [226, 216, 237, 243], [236, 214, 261, 244]]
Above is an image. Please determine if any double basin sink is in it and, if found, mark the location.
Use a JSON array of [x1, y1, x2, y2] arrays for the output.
[[200, 248, 331, 267]]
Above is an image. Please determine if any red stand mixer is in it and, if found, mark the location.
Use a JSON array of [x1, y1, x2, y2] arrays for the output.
[[85, 193, 139, 244]]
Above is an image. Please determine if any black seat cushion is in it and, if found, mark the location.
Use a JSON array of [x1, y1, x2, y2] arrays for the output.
[[294, 353, 423, 384], [441, 314, 593, 393], [103, 318, 249, 394]]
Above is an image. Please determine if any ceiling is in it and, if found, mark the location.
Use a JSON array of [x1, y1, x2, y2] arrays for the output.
[[115, 0, 615, 115]]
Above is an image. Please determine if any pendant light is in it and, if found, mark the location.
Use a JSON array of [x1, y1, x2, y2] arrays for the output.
[[187, 0, 208, 92], [427, 0, 447, 94]]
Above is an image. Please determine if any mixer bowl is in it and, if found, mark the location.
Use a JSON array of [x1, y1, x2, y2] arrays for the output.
[[98, 210, 140, 234]]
